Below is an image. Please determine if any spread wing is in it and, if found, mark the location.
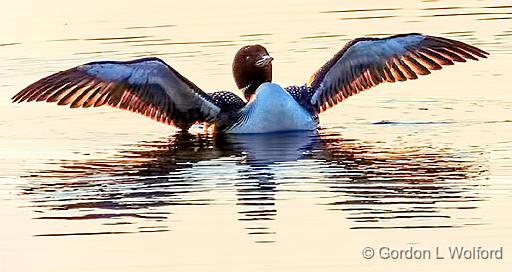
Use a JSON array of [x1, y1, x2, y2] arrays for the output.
[[307, 33, 489, 113], [12, 57, 221, 129]]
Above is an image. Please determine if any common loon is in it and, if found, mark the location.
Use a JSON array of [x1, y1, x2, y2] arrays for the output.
[[12, 33, 488, 134]]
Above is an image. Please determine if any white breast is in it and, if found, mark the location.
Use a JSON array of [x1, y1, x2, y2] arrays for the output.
[[226, 83, 317, 134]]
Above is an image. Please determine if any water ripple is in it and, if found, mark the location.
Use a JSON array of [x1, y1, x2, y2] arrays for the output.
[[124, 24, 176, 30], [19, 131, 489, 239]]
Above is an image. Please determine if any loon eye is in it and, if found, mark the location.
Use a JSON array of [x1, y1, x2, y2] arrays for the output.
[[245, 56, 250, 60]]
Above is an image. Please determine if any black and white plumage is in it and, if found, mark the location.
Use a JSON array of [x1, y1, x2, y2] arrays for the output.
[[306, 33, 488, 112], [12, 33, 488, 134], [12, 58, 220, 129]]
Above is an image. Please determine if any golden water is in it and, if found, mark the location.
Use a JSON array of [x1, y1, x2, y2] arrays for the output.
[[0, 0, 511, 271]]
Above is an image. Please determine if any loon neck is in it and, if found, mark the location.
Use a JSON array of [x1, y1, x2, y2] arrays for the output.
[[241, 83, 260, 101]]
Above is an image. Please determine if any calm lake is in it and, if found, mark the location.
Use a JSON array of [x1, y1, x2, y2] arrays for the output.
[[1, 0, 511, 271]]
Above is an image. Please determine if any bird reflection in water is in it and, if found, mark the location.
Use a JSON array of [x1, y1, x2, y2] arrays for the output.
[[21, 130, 488, 241]]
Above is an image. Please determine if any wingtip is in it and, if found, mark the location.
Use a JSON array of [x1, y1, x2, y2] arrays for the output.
[[474, 47, 490, 58], [11, 90, 26, 103]]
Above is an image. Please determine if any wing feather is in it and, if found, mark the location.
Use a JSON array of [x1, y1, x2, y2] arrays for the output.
[[308, 33, 488, 113], [12, 57, 221, 129]]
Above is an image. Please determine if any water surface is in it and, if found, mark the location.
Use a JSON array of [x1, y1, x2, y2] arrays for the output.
[[1, 0, 511, 271]]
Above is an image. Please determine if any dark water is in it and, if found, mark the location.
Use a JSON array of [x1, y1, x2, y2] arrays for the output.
[[1, 0, 511, 271]]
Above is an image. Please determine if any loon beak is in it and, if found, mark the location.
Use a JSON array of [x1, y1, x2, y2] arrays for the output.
[[255, 55, 274, 67]]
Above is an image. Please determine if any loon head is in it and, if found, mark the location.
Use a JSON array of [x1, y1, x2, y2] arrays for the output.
[[232, 44, 273, 101]]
